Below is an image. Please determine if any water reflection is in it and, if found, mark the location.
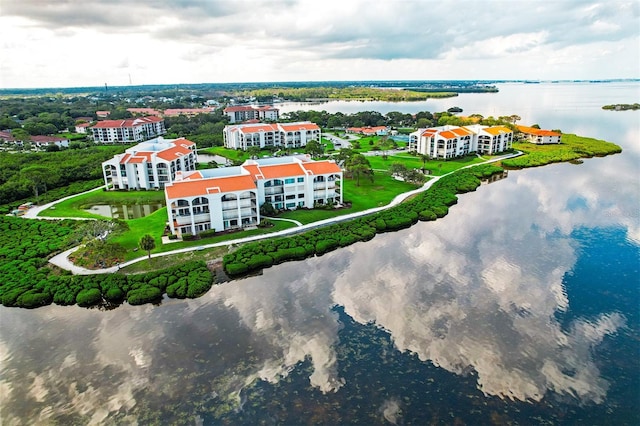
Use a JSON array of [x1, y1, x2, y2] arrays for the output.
[[85, 203, 164, 220], [1, 83, 639, 423]]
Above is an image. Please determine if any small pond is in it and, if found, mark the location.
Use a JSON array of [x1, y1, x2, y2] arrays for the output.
[[85, 203, 164, 220]]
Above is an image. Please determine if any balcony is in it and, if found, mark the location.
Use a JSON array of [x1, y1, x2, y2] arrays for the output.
[[264, 187, 284, 195]]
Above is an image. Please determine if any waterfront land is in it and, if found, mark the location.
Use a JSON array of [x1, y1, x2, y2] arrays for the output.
[[0, 131, 622, 309]]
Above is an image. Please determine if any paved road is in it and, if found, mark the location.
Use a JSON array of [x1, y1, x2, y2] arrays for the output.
[[35, 151, 523, 275]]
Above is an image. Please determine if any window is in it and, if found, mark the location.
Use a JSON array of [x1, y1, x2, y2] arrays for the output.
[[286, 195, 295, 200], [297, 177, 304, 182], [298, 193, 305, 198], [286, 203, 295, 209], [285, 178, 295, 184]]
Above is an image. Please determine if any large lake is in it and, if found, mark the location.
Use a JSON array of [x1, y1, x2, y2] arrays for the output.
[[1, 83, 639, 425]]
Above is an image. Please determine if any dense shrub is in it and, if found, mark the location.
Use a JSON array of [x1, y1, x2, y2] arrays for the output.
[[224, 164, 507, 276], [76, 288, 102, 307]]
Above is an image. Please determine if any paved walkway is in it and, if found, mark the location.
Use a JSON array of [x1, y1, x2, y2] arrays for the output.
[[35, 151, 522, 275]]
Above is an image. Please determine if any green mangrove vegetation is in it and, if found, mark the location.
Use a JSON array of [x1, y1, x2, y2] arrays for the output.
[[502, 134, 622, 168], [0, 216, 214, 309], [222, 164, 504, 277]]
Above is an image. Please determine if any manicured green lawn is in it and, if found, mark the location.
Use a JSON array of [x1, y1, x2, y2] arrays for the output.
[[40, 189, 166, 219], [367, 152, 485, 176], [278, 172, 421, 224]]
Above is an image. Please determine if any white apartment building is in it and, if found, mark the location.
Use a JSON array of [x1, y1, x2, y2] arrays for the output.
[[410, 125, 513, 159], [91, 116, 166, 143], [223, 122, 321, 150], [102, 137, 197, 190], [165, 156, 342, 236], [516, 125, 561, 144], [223, 105, 279, 123]]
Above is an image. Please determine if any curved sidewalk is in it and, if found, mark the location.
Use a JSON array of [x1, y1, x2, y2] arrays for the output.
[[45, 151, 522, 275]]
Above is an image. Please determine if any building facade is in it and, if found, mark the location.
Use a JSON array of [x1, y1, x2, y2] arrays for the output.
[[102, 137, 197, 190], [165, 156, 342, 236], [91, 116, 166, 143], [223, 105, 279, 123], [516, 125, 561, 144], [223, 122, 321, 150], [410, 125, 513, 159]]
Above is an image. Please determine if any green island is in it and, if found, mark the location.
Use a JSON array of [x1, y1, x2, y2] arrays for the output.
[[602, 103, 640, 111], [0, 115, 622, 309]]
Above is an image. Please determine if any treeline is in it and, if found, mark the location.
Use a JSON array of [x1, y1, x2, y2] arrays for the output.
[[0, 215, 213, 308], [223, 164, 504, 276], [503, 134, 622, 168], [0, 146, 124, 207], [282, 109, 518, 131], [240, 86, 457, 102], [164, 110, 228, 147]]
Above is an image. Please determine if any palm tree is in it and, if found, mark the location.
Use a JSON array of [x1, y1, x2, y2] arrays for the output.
[[139, 234, 156, 260]]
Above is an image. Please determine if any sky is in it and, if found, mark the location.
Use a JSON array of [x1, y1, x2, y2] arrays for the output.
[[0, 0, 638, 89]]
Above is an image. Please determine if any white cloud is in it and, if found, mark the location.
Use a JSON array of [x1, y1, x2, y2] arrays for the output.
[[0, 0, 638, 87]]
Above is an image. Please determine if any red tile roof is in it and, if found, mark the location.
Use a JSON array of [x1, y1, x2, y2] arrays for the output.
[[279, 123, 320, 132], [166, 175, 256, 199], [259, 163, 306, 179], [301, 161, 341, 175], [92, 116, 164, 129]]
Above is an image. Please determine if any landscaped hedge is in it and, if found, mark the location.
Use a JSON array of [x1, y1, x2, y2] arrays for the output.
[[0, 216, 215, 309], [223, 164, 504, 276]]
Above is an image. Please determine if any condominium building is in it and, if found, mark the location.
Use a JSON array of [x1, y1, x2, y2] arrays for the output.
[[91, 116, 166, 143], [516, 125, 561, 144], [102, 137, 197, 190], [165, 156, 342, 236], [223, 122, 321, 150], [223, 105, 279, 123], [409, 125, 513, 159]]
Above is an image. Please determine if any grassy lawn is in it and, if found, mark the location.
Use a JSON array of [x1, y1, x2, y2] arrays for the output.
[[120, 245, 230, 274], [40, 189, 166, 219], [278, 172, 421, 224], [367, 152, 486, 176]]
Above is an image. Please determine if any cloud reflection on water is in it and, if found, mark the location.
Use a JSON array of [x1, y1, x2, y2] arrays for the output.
[[0, 133, 637, 423]]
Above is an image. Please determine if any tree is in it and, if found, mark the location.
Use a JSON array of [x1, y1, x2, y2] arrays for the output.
[[21, 165, 56, 205], [346, 153, 373, 186], [247, 145, 261, 160], [418, 153, 429, 173], [510, 115, 521, 124], [139, 234, 156, 260], [378, 136, 394, 160], [304, 139, 324, 159]]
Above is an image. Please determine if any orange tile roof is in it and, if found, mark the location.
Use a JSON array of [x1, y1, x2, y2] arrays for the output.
[[302, 161, 341, 175], [166, 175, 256, 199], [119, 153, 131, 164], [240, 123, 279, 134], [279, 123, 320, 131], [157, 145, 192, 161], [516, 125, 560, 137], [259, 163, 306, 179], [451, 127, 472, 136], [483, 126, 513, 136], [439, 130, 457, 139], [242, 164, 263, 180]]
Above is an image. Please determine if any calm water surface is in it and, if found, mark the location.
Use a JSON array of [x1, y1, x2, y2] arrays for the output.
[[1, 83, 639, 425]]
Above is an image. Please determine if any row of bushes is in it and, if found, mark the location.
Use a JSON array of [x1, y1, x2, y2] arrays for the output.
[[0, 216, 215, 308], [223, 164, 504, 276], [1, 259, 213, 309]]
